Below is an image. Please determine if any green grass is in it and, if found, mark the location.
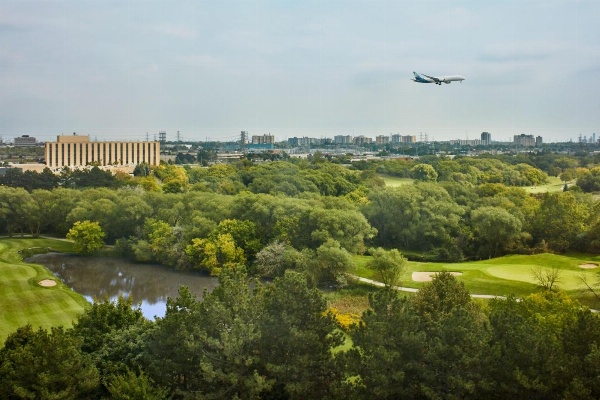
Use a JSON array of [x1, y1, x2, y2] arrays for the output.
[[525, 176, 570, 193], [380, 175, 414, 187], [0, 238, 88, 343], [350, 252, 600, 309]]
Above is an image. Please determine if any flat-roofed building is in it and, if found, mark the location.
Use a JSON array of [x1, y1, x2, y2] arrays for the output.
[[481, 132, 491, 145], [251, 134, 275, 144], [514, 134, 536, 147], [44, 134, 160, 169], [14, 135, 38, 147], [376, 135, 390, 144]]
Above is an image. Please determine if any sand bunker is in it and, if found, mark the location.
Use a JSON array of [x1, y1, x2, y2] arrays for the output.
[[38, 279, 57, 287], [412, 271, 463, 282], [579, 263, 599, 269]]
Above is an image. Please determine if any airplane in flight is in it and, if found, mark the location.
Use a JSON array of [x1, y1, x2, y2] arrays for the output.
[[412, 71, 465, 85]]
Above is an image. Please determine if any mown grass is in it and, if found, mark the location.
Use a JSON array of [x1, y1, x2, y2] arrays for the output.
[[525, 176, 570, 193], [0, 238, 88, 343], [349, 252, 600, 309], [380, 175, 414, 187]]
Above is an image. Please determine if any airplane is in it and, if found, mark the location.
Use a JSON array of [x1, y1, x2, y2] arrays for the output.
[[412, 71, 465, 85]]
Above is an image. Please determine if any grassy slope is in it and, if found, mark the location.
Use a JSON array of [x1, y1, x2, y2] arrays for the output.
[[350, 252, 600, 309], [0, 238, 88, 343]]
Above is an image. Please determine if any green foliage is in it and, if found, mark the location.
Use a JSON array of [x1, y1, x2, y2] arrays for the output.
[[186, 233, 246, 275], [107, 369, 170, 400], [257, 271, 344, 399], [471, 206, 523, 258], [366, 247, 407, 287], [363, 183, 465, 257], [577, 167, 600, 192], [0, 325, 100, 399], [72, 295, 146, 354], [530, 192, 591, 252], [253, 241, 300, 277], [343, 273, 491, 399], [66, 220, 106, 255], [302, 239, 355, 286], [410, 163, 438, 182]]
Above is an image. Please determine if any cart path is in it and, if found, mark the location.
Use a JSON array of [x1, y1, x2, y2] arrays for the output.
[[350, 275, 506, 299]]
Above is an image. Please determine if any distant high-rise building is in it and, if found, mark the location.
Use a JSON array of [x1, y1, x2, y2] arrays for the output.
[[400, 135, 416, 144], [536, 136, 543, 147], [376, 135, 390, 145], [240, 131, 248, 145], [251, 134, 275, 144], [481, 132, 491, 145], [514, 134, 535, 147], [334, 135, 352, 144], [14, 135, 37, 147], [353, 135, 373, 145]]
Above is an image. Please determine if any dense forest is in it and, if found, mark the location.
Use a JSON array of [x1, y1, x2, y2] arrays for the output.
[[2, 151, 600, 398], [1, 153, 600, 276]]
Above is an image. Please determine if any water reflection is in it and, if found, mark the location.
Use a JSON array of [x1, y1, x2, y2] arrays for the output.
[[28, 253, 219, 320]]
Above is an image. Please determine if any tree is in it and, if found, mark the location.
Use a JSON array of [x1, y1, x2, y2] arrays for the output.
[[530, 192, 591, 252], [411, 163, 438, 182], [576, 167, 600, 193], [141, 270, 269, 398], [471, 206, 523, 258], [363, 183, 465, 257], [0, 325, 100, 399], [344, 273, 491, 399], [133, 162, 151, 177], [215, 218, 263, 262], [486, 292, 600, 399], [256, 271, 344, 399], [72, 295, 146, 354], [531, 265, 561, 291], [303, 239, 354, 286], [186, 233, 246, 275], [366, 247, 407, 287], [106, 370, 169, 400], [66, 220, 106, 255], [253, 241, 299, 277]]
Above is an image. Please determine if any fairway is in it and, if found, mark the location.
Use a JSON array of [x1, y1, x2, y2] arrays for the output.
[[380, 175, 414, 187], [351, 252, 600, 309], [0, 238, 88, 343], [524, 176, 570, 193]]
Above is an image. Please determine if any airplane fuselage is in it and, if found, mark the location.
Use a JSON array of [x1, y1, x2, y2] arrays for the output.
[[412, 72, 465, 85]]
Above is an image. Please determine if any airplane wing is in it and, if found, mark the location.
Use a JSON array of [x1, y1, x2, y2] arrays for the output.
[[422, 73, 441, 83]]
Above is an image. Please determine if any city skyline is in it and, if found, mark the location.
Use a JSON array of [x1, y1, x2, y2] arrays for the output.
[[1, 1, 599, 143]]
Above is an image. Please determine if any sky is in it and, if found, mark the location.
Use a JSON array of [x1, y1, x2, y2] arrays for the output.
[[1, 0, 599, 143]]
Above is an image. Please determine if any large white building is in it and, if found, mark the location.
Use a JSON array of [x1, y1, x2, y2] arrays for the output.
[[44, 134, 160, 169]]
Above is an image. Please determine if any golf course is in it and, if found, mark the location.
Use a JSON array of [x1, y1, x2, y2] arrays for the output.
[[352, 252, 600, 308], [2, 237, 600, 343], [0, 238, 87, 342]]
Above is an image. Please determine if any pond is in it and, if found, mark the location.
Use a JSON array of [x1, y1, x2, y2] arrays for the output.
[[28, 253, 219, 320]]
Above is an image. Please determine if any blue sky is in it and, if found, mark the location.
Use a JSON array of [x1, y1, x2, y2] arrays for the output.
[[1, 0, 599, 143]]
